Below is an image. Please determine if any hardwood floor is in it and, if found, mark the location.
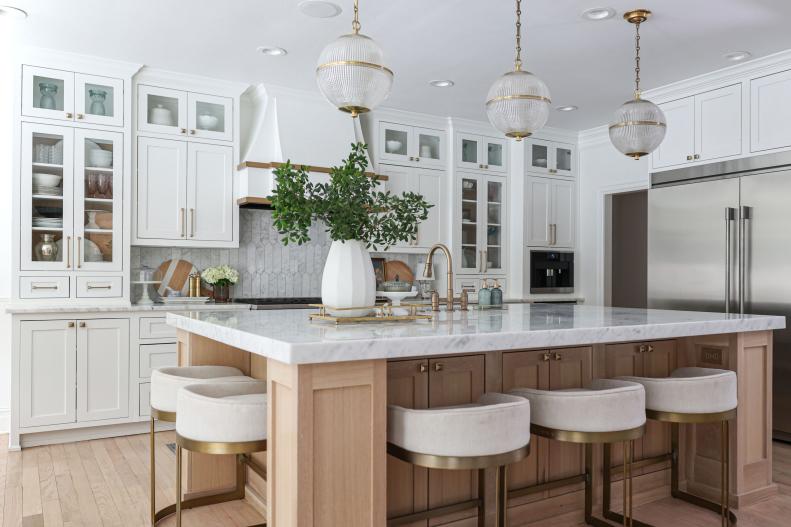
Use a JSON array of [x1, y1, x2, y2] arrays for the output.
[[0, 432, 789, 526]]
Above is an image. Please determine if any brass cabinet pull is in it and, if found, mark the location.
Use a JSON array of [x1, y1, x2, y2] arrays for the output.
[[190, 208, 195, 237], [68, 322, 75, 328], [415, 157, 420, 162], [66, 112, 73, 119], [638, 344, 646, 353], [553, 352, 562, 361], [66, 236, 71, 268], [79, 322, 86, 328], [190, 129, 196, 135], [686, 155, 693, 161], [483, 250, 488, 272], [542, 352, 551, 361], [434, 362, 443, 372], [77, 236, 82, 268], [180, 208, 186, 237], [647, 345, 654, 353], [180, 128, 187, 134], [31, 285, 58, 290], [549, 168, 557, 174], [419, 363, 428, 373], [77, 113, 84, 120], [87, 284, 113, 290], [694, 154, 700, 160]]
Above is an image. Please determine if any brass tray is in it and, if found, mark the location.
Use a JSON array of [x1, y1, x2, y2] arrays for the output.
[[308, 303, 433, 325]]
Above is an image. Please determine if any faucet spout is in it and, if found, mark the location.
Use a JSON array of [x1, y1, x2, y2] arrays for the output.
[[425, 243, 454, 311]]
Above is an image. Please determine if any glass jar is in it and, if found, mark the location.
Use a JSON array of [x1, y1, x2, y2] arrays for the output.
[[34, 233, 59, 261], [89, 89, 107, 116], [39, 83, 58, 110], [212, 283, 231, 303]]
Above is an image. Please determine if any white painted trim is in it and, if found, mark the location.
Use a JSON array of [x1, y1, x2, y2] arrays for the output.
[[21, 46, 142, 78], [135, 67, 249, 96], [20, 420, 175, 449], [578, 125, 611, 149], [0, 409, 9, 435]]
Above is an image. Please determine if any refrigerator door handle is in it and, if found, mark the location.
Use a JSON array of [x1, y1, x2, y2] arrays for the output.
[[725, 207, 736, 314], [739, 205, 752, 315]]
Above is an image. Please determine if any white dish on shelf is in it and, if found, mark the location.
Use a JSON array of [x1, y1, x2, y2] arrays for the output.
[[82, 238, 104, 262], [32, 173, 62, 187], [386, 139, 403, 152], [88, 149, 113, 168], [197, 114, 219, 130]]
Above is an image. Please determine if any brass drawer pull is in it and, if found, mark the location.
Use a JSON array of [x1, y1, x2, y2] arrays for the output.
[[79, 322, 86, 328], [434, 362, 443, 372], [68, 322, 75, 328], [553, 352, 562, 361], [31, 285, 58, 290], [542, 352, 551, 361], [419, 363, 428, 373], [87, 284, 113, 290]]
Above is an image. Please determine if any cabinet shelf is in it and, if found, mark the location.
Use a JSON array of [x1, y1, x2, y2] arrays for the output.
[[31, 226, 63, 231], [84, 197, 113, 204], [84, 166, 114, 173], [32, 162, 63, 170], [84, 228, 112, 233], [32, 194, 63, 200]]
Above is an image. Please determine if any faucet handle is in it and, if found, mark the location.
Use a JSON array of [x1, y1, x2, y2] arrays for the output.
[[431, 290, 440, 311], [460, 289, 469, 310]]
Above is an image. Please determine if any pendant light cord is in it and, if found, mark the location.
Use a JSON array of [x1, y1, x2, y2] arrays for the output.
[[514, 0, 523, 71], [634, 22, 641, 98], [352, 0, 361, 34]]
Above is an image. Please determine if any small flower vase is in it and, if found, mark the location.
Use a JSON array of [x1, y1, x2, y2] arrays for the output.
[[212, 283, 231, 303]]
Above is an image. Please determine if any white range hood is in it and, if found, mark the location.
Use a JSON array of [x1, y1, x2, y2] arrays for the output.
[[237, 84, 368, 206]]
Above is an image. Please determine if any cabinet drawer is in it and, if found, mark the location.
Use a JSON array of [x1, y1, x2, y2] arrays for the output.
[[139, 383, 150, 417], [75, 276, 123, 298], [139, 343, 177, 378], [139, 317, 177, 340], [19, 276, 70, 299]]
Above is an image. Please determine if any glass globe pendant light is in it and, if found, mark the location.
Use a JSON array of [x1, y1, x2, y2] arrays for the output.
[[486, 0, 551, 140], [316, 0, 393, 118], [609, 9, 667, 159]]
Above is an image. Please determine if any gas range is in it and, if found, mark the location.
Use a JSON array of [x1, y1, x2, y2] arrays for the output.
[[234, 297, 322, 310]]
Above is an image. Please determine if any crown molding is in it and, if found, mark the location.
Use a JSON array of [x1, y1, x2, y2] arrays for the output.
[[21, 46, 142, 78], [136, 67, 249, 96], [578, 125, 611, 149]]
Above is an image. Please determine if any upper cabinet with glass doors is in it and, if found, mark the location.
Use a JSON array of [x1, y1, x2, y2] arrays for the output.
[[378, 121, 445, 168], [138, 85, 233, 142], [22, 66, 124, 127], [455, 133, 508, 174], [525, 138, 575, 177]]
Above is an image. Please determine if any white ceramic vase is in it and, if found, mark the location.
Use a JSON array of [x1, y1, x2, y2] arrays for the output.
[[321, 239, 376, 317]]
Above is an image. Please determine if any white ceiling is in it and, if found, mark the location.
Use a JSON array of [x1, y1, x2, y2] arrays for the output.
[[10, 0, 791, 130]]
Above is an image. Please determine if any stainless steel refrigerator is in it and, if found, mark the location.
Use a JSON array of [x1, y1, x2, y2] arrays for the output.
[[647, 151, 791, 442]]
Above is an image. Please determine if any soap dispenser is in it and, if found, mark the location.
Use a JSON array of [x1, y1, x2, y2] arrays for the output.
[[478, 279, 491, 306], [491, 279, 503, 306]]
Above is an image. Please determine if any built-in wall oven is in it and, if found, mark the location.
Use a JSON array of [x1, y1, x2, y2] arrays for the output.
[[529, 251, 574, 294]]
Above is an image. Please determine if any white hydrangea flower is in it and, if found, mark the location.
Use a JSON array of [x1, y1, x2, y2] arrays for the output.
[[201, 265, 239, 285]]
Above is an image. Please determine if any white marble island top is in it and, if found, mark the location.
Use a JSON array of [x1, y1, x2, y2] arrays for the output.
[[166, 304, 785, 365]]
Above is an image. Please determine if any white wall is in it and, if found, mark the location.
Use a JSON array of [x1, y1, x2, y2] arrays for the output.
[[0, 20, 21, 432], [577, 127, 649, 306]]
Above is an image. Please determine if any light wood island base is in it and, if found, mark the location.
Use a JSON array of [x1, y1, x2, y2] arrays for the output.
[[175, 328, 776, 526]]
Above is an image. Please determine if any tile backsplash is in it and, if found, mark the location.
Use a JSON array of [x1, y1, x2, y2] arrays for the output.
[[131, 209, 422, 298]]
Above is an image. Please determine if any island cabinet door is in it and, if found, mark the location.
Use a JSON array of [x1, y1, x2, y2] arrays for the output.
[[386, 359, 429, 526], [428, 355, 485, 524]]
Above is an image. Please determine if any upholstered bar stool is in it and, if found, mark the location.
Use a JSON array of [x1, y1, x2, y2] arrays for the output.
[[175, 380, 268, 527], [616, 367, 738, 527], [149, 366, 256, 525], [387, 393, 531, 527], [509, 379, 646, 527]]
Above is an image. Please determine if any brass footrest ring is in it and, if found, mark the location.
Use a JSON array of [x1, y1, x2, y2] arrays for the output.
[[153, 488, 248, 525]]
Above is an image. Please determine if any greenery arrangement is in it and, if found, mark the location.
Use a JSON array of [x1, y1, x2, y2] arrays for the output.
[[270, 143, 431, 250], [201, 265, 240, 286]]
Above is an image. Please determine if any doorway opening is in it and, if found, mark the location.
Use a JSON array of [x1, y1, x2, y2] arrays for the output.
[[604, 190, 647, 308]]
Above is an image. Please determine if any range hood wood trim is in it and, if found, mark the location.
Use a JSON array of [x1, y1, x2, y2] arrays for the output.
[[237, 161, 388, 181], [237, 197, 272, 206]]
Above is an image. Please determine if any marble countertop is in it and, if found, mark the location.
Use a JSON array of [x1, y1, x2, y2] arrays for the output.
[[166, 303, 785, 365], [5, 302, 252, 314]]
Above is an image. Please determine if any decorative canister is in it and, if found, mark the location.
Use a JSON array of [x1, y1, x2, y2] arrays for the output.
[[89, 89, 107, 116], [478, 279, 491, 306], [39, 83, 58, 110], [34, 233, 59, 262], [150, 104, 173, 126], [490, 279, 503, 306]]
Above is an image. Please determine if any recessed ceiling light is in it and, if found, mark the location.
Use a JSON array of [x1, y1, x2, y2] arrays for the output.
[[257, 46, 288, 57], [0, 5, 28, 19], [429, 80, 454, 88], [723, 51, 752, 62], [581, 7, 616, 21], [298, 0, 342, 18], [556, 105, 578, 112]]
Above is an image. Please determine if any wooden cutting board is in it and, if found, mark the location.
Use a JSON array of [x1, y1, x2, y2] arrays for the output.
[[157, 259, 210, 296], [383, 260, 415, 283]]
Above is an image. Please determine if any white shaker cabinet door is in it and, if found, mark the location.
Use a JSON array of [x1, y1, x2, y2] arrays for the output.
[[652, 96, 695, 169], [20, 320, 77, 428], [415, 168, 442, 248], [187, 142, 234, 242], [381, 164, 415, 249], [136, 137, 188, 240], [526, 176, 551, 247], [550, 179, 575, 248], [696, 84, 742, 162], [76, 318, 130, 422], [751, 69, 791, 153]]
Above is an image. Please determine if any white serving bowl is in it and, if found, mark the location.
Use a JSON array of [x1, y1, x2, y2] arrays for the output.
[[32, 173, 62, 187], [89, 149, 113, 168], [386, 139, 403, 152], [197, 114, 220, 130]]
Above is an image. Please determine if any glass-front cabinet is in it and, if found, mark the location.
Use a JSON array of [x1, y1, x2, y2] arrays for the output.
[[455, 133, 508, 174], [188, 92, 233, 141], [138, 85, 233, 141], [22, 66, 124, 126], [378, 121, 444, 168], [457, 173, 507, 275], [525, 138, 575, 177], [20, 123, 122, 271]]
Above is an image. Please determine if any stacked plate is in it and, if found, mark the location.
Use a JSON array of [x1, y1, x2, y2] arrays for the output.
[[32, 184, 63, 196], [32, 217, 63, 228]]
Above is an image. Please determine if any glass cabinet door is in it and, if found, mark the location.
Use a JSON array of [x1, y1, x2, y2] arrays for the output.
[[73, 129, 123, 271], [414, 127, 444, 168], [137, 84, 188, 136], [22, 66, 75, 122], [457, 133, 482, 171], [459, 175, 480, 272], [379, 122, 412, 164], [484, 137, 507, 173], [74, 73, 124, 127], [554, 144, 574, 176], [527, 139, 550, 174], [484, 178, 505, 273], [188, 92, 233, 141], [21, 123, 74, 271]]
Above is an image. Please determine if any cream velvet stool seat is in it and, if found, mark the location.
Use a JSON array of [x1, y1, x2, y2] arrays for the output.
[[149, 366, 256, 525], [387, 393, 531, 527], [509, 379, 646, 527], [175, 380, 268, 527], [617, 367, 738, 527]]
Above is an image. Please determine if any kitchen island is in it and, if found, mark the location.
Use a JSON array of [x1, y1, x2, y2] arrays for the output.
[[167, 304, 784, 527]]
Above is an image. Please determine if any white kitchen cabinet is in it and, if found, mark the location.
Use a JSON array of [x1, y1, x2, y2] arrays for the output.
[[751, 69, 791, 153], [652, 85, 742, 169], [136, 137, 188, 240], [187, 142, 234, 242], [138, 85, 233, 142], [526, 175, 575, 249], [525, 138, 575, 177], [378, 121, 445, 169], [76, 319, 130, 421], [188, 92, 233, 142], [19, 320, 77, 427], [381, 164, 442, 250], [455, 133, 508, 174], [74, 73, 124, 127], [456, 172, 507, 275]]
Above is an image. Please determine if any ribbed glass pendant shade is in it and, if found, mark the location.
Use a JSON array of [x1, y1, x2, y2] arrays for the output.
[[486, 69, 551, 140], [609, 97, 667, 159], [316, 33, 393, 117]]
